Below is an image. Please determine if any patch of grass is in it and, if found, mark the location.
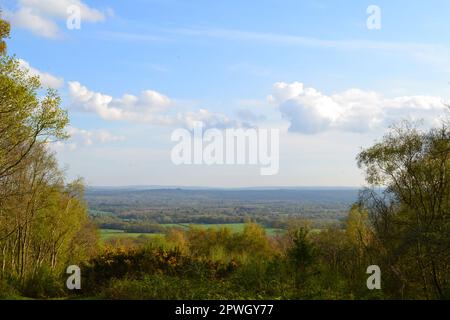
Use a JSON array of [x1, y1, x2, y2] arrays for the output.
[[162, 223, 284, 236], [99, 229, 163, 241]]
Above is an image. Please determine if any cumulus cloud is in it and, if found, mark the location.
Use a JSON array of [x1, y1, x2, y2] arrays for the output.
[[5, 0, 109, 38], [236, 109, 266, 123], [268, 82, 447, 134], [48, 126, 125, 151], [18, 59, 64, 88], [68, 81, 175, 124], [52, 126, 125, 151], [68, 81, 239, 129], [68, 126, 125, 145], [179, 109, 239, 129], [6, 7, 60, 38]]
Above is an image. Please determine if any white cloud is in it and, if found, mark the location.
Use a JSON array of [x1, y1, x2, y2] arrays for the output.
[[5, 0, 109, 39], [68, 81, 174, 124], [269, 82, 447, 134], [67, 126, 125, 147], [48, 126, 125, 152], [19, 0, 105, 21], [68, 81, 240, 129], [236, 109, 266, 123], [18, 59, 64, 88], [178, 109, 239, 129], [6, 7, 60, 38]]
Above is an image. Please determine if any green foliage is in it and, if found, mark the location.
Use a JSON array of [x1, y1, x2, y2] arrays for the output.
[[21, 266, 65, 299], [287, 227, 314, 267], [0, 278, 19, 299], [0, 19, 98, 299], [0, 55, 68, 180], [358, 121, 450, 299], [81, 246, 237, 295], [0, 12, 9, 55], [76, 222, 382, 300], [99, 275, 241, 300]]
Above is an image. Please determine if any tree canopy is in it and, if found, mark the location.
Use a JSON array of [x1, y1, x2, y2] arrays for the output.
[[357, 121, 450, 298], [0, 12, 98, 295]]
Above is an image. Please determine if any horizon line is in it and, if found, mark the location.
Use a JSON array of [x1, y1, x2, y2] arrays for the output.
[[86, 184, 364, 190]]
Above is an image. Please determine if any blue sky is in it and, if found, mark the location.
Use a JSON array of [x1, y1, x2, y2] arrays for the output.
[[2, 0, 450, 187]]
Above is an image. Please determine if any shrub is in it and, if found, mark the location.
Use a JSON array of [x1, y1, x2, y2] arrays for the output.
[[0, 278, 20, 299], [99, 275, 241, 300], [81, 247, 237, 294], [21, 266, 65, 299]]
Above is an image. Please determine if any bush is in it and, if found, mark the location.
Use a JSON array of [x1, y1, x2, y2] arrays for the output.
[[0, 278, 20, 299], [21, 266, 65, 299], [81, 247, 237, 294], [99, 275, 240, 300]]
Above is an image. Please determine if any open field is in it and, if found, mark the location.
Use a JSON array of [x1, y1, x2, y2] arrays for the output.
[[100, 223, 284, 241], [99, 229, 163, 241], [161, 223, 284, 236]]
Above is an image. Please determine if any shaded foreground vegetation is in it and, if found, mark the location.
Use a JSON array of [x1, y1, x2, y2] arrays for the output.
[[0, 219, 384, 300], [82, 221, 383, 300]]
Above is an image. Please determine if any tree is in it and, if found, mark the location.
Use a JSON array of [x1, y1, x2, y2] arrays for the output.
[[0, 56, 68, 181], [0, 13, 98, 295], [0, 12, 9, 55], [346, 204, 372, 265], [0, 143, 95, 284], [285, 224, 315, 288], [357, 121, 450, 299]]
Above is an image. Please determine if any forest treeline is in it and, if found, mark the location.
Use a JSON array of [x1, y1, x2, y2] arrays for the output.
[[357, 121, 450, 299], [0, 14, 98, 297], [1, 13, 449, 299]]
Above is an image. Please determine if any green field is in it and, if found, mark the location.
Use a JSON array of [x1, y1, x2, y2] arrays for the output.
[[99, 229, 163, 241], [100, 223, 284, 241], [161, 223, 284, 236]]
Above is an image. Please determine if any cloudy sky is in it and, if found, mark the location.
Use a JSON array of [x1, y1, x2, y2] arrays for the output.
[[2, 0, 449, 187]]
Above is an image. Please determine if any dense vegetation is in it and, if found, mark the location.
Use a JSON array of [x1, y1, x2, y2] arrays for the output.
[[0, 13, 448, 300], [357, 122, 450, 299], [0, 14, 98, 298]]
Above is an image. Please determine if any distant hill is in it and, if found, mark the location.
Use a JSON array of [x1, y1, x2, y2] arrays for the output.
[[86, 187, 359, 205]]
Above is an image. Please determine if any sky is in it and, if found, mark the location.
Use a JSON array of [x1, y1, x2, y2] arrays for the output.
[[2, 0, 450, 187]]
